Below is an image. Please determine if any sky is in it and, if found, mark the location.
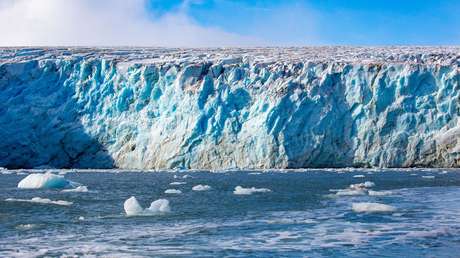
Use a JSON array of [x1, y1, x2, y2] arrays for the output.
[[0, 0, 458, 46]]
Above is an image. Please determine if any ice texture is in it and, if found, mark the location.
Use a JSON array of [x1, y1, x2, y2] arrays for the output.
[[0, 47, 459, 169], [17, 173, 79, 189]]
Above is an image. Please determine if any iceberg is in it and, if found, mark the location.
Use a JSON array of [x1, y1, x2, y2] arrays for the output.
[[17, 173, 79, 189], [123, 196, 170, 216], [1, 47, 459, 169]]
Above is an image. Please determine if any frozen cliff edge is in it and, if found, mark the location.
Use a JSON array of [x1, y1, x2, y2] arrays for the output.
[[0, 47, 459, 169]]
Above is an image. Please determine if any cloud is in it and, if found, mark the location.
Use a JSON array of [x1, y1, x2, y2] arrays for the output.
[[0, 0, 259, 47]]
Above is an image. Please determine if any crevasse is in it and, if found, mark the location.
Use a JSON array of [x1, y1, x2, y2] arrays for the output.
[[0, 47, 459, 169]]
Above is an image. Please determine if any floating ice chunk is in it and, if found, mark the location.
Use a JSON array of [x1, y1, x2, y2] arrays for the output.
[[124, 196, 170, 216], [249, 172, 262, 175], [173, 175, 179, 179], [353, 175, 365, 178], [352, 202, 396, 213], [192, 184, 211, 191], [350, 181, 375, 189], [78, 216, 85, 221], [124, 197, 144, 216], [16, 224, 37, 230], [170, 181, 186, 185], [182, 175, 192, 179], [368, 190, 393, 196], [164, 189, 182, 194], [233, 186, 271, 195], [422, 176, 435, 179], [62, 186, 89, 193], [5, 197, 73, 206], [17, 172, 79, 189], [336, 189, 367, 196]]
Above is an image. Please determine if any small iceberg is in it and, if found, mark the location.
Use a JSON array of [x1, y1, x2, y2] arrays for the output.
[[192, 185, 211, 191], [170, 181, 186, 185], [164, 189, 182, 194], [124, 196, 170, 216], [17, 172, 79, 189], [422, 175, 435, 179], [62, 186, 89, 193], [233, 186, 271, 195], [353, 175, 365, 178], [5, 197, 73, 206], [352, 202, 396, 213]]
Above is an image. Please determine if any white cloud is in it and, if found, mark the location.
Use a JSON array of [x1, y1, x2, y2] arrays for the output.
[[0, 0, 259, 47]]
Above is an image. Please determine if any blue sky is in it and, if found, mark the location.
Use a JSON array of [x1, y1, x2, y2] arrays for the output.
[[146, 0, 460, 45], [0, 0, 458, 46]]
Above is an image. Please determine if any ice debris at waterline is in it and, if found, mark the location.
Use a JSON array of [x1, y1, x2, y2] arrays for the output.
[[352, 202, 396, 213], [1, 47, 459, 169], [123, 197, 170, 216], [192, 184, 211, 191], [233, 186, 272, 195], [5, 197, 73, 206], [61, 186, 89, 193], [17, 173, 80, 189]]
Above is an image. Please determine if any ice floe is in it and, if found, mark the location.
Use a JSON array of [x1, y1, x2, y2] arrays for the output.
[[124, 196, 170, 216], [352, 202, 396, 213], [233, 186, 271, 195], [17, 172, 79, 189], [422, 176, 435, 179], [170, 181, 187, 185], [192, 185, 211, 191], [164, 189, 182, 194], [5, 197, 73, 206]]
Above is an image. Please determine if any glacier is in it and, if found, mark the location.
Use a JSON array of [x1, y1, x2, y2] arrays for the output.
[[0, 47, 459, 169]]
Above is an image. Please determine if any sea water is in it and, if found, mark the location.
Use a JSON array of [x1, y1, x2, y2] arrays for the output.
[[1, 169, 460, 257]]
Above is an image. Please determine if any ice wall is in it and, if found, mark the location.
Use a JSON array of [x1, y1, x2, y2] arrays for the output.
[[0, 47, 459, 169]]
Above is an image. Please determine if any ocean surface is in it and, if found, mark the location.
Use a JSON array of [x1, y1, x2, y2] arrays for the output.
[[1, 169, 460, 257]]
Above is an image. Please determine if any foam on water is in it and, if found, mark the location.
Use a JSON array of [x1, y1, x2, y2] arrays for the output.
[[5, 197, 73, 206]]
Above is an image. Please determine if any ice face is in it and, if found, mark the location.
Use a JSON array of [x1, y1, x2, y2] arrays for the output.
[[0, 47, 459, 169], [17, 173, 78, 189]]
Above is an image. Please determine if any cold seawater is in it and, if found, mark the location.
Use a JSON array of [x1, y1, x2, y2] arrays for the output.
[[1, 169, 460, 257]]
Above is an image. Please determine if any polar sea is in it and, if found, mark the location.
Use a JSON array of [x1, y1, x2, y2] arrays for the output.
[[1, 168, 460, 257]]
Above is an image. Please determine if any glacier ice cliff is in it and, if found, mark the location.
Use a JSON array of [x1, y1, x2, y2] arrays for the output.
[[0, 47, 459, 169]]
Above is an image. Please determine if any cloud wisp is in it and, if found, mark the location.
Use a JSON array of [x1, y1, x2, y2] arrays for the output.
[[0, 0, 258, 47]]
